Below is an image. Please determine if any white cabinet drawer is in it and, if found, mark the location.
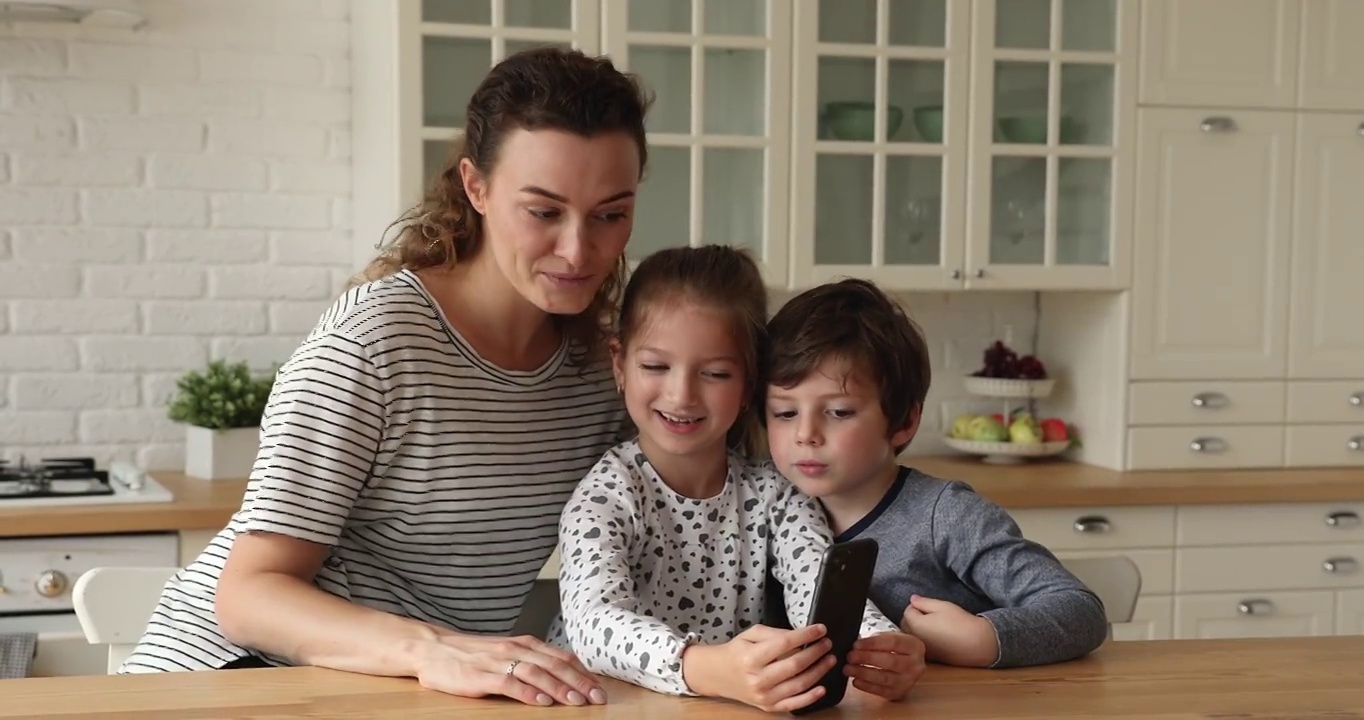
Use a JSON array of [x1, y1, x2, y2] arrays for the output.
[[1174, 590, 1336, 639], [1176, 543, 1364, 593], [1113, 595, 1173, 641], [1337, 590, 1364, 635], [1056, 549, 1175, 596], [1177, 502, 1364, 546], [1126, 425, 1284, 470], [1128, 381, 1285, 426], [1010, 506, 1176, 551], [1285, 424, 1364, 468], [1287, 381, 1364, 423]]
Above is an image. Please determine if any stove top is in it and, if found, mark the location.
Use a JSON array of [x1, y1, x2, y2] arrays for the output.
[[0, 456, 173, 507]]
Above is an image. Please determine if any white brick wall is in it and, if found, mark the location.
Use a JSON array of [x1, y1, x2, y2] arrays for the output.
[[0, 2, 349, 469]]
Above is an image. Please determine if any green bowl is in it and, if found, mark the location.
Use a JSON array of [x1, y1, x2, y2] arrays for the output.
[[913, 105, 944, 142], [998, 115, 1084, 144], [824, 101, 904, 141]]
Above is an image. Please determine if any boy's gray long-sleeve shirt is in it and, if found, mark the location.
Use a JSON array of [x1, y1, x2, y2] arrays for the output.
[[838, 467, 1109, 668]]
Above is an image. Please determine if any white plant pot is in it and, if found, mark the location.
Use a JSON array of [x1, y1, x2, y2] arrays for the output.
[[184, 425, 259, 481]]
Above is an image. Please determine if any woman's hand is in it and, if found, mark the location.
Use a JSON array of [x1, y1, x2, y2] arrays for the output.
[[414, 633, 608, 707], [899, 595, 999, 667], [682, 623, 834, 713], [844, 631, 927, 701]]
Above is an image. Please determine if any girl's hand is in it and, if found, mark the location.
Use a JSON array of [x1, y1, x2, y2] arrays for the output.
[[683, 623, 835, 713], [899, 595, 1000, 667], [413, 633, 608, 707], [844, 631, 927, 701]]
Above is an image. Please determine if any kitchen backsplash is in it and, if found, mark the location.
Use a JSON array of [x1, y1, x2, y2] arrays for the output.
[[0, 1, 1035, 468]]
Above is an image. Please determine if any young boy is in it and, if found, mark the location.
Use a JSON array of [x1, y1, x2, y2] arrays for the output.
[[762, 278, 1108, 669]]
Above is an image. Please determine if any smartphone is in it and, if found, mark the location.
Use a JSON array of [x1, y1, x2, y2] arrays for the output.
[[791, 537, 880, 716]]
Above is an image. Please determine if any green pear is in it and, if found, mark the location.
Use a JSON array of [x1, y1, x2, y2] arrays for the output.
[[1009, 413, 1043, 444], [967, 415, 1009, 442], [950, 414, 978, 439]]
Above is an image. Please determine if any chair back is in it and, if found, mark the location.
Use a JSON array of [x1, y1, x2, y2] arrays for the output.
[[72, 566, 176, 674], [1061, 555, 1142, 625]]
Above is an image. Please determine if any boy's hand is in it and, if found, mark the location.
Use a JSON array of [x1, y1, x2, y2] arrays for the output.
[[843, 631, 926, 701], [899, 595, 999, 667], [682, 623, 835, 713]]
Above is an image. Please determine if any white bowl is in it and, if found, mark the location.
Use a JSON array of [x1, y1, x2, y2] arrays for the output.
[[963, 375, 1056, 399], [943, 436, 1071, 464]]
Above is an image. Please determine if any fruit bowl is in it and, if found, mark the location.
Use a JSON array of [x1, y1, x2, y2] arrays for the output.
[[943, 437, 1071, 465], [963, 376, 1056, 399]]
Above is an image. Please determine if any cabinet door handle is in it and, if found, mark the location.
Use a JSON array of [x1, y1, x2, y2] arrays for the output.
[[1072, 515, 1111, 534], [950, 269, 962, 279], [1348, 392, 1362, 407], [1190, 392, 1228, 409], [1189, 437, 1226, 453], [1323, 557, 1359, 574], [1237, 599, 1274, 616], [974, 268, 986, 279], [1200, 116, 1236, 133], [1349, 436, 1363, 452], [1325, 511, 1361, 529], [1357, 121, 1364, 137]]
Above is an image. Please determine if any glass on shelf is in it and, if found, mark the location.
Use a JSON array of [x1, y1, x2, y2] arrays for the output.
[[423, 37, 492, 128], [1061, 0, 1116, 52], [1056, 158, 1112, 266], [704, 0, 765, 36], [703, 148, 764, 253], [818, 0, 875, 44], [504, 0, 572, 29], [996, 0, 1050, 49], [989, 157, 1046, 265], [817, 56, 874, 141], [630, 0, 690, 33], [993, 61, 1048, 144], [422, 0, 490, 25], [631, 146, 690, 260], [631, 46, 692, 134], [814, 154, 873, 264], [889, 0, 947, 47], [1060, 63, 1114, 146], [884, 156, 943, 265], [888, 59, 945, 143], [705, 49, 766, 136]]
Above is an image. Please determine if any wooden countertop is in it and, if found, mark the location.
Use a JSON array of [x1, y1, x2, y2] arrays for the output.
[[4, 637, 1363, 718], [0, 473, 248, 539], [908, 455, 1364, 508]]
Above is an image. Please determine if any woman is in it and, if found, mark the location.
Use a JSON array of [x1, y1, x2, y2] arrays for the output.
[[118, 48, 653, 709]]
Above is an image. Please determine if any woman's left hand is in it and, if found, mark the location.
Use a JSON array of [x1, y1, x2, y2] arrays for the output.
[[842, 631, 927, 701]]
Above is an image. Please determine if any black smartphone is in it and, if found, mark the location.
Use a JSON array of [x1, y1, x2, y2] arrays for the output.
[[791, 537, 880, 716]]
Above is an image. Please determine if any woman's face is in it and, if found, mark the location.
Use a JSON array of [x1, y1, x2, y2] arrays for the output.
[[462, 128, 641, 316]]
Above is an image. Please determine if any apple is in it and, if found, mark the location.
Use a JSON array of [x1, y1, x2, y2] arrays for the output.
[[1041, 418, 1069, 443], [967, 415, 1008, 442], [1008, 413, 1043, 444], [950, 414, 978, 439]]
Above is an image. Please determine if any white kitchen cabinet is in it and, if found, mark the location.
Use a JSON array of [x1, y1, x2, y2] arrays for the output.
[[1129, 107, 1294, 381], [1138, 0, 1299, 109], [1298, 1, 1364, 111], [1174, 590, 1335, 639]]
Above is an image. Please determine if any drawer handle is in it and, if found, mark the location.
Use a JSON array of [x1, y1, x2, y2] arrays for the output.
[[1348, 436, 1362, 452], [1325, 511, 1361, 529], [1323, 557, 1359, 574], [1200, 116, 1236, 133], [1072, 515, 1111, 534], [1237, 599, 1274, 616], [1349, 392, 1362, 407], [1189, 437, 1226, 453], [1190, 392, 1228, 409]]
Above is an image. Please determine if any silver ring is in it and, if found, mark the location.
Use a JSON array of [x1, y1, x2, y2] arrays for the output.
[[505, 659, 521, 677]]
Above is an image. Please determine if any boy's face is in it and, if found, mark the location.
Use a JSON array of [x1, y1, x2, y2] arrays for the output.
[[765, 356, 916, 501]]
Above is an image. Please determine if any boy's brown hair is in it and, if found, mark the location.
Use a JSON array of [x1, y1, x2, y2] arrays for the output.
[[766, 278, 930, 454]]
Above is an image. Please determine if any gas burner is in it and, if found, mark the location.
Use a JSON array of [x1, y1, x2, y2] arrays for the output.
[[0, 456, 114, 500]]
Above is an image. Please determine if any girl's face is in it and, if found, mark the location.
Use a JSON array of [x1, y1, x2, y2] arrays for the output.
[[461, 127, 640, 316], [613, 300, 747, 468]]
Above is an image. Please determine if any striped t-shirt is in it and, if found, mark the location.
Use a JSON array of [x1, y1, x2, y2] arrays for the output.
[[119, 269, 625, 673]]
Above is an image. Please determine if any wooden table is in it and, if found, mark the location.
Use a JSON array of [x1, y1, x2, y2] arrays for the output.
[[4, 637, 1363, 718]]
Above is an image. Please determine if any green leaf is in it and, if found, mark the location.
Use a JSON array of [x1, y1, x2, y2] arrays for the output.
[[166, 360, 277, 429]]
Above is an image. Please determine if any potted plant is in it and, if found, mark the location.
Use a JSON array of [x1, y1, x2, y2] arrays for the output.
[[167, 360, 276, 480]]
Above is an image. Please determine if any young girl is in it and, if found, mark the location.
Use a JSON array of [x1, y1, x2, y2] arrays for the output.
[[548, 246, 925, 714]]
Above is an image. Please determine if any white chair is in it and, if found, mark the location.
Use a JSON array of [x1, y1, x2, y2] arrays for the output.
[[72, 566, 177, 674], [1061, 555, 1142, 628]]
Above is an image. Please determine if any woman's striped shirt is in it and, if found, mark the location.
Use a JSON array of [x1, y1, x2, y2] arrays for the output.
[[119, 269, 625, 673]]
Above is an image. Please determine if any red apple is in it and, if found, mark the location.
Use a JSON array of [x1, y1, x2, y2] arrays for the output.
[[1040, 418, 1069, 442]]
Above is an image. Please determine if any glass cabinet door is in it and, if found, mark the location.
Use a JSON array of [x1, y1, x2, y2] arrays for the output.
[[966, 0, 1136, 289], [603, 0, 791, 287], [418, 0, 601, 189], [792, 0, 969, 290]]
